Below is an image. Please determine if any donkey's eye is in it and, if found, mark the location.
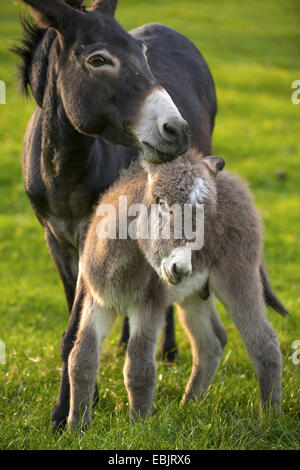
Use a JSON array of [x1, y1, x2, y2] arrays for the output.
[[88, 54, 113, 68]]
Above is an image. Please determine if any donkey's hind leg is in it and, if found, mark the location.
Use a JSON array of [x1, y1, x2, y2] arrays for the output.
[[177, 294, 227, 404], [212, 268, 282, 415], [158, 305, 178, 362], [68, 294, 115, 431], [118, 317, 130, 349]]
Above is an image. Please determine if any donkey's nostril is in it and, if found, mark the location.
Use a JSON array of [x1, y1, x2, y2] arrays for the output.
[[163, 122, 178, 138], [161, 120, 180, 143], [159, 117, 189, 153]]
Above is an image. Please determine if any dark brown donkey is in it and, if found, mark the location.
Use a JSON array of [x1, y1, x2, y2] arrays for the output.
[[13, 0, 217, 431]]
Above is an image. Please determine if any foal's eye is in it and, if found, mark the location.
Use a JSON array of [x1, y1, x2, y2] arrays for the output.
[[87, 54, 113, 68], [141, 42, 148, 55], [157, 198, 170, 213]]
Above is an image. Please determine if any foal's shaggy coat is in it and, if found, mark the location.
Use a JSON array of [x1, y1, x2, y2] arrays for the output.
[[68, 152, 285, 429]]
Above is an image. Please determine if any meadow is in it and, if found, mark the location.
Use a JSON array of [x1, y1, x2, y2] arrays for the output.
[[0, 0, 299, 450]]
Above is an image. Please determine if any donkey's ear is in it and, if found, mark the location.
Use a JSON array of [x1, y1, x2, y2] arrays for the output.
[[22, 0, 79, 31], [202, 156, 225, 176], [90, 0, 118, 16]]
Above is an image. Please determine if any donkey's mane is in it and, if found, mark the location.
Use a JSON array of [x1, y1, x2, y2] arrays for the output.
[[11, 1, 86, 96], [11, 15, 46, 96]]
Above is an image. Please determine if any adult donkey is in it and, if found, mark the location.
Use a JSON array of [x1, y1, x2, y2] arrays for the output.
[[14, 0, 217, 431]]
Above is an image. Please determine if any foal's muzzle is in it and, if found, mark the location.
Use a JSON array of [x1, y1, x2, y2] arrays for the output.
[[134, 87, 189, 163], [161, 247, 192, 285]]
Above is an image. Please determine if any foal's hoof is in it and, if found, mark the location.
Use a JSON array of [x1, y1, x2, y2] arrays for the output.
[[68, 417, 91, 434], [180, 394, 196, 407], [130, 405, 155, 423], [93, 383, 100, 406], [260, 400, 281, 418]]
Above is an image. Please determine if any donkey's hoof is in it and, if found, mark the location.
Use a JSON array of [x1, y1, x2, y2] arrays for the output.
[[51, 410, 67, 433], [158, 345, 178, 363], [116, 341, 128, 357]]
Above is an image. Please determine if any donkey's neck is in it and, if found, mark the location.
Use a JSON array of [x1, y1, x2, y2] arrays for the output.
[[40, 87, 94, 189]]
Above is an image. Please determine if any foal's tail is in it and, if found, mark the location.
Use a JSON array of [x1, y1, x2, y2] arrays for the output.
[[260, 263, 289, 316]]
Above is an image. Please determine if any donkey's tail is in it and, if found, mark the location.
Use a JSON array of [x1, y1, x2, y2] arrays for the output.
[[260, 263, 289, 316]]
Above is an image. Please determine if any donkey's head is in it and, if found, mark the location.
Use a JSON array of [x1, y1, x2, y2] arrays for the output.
[[20, 0, 189, 162], [137, 151, 225, 285]]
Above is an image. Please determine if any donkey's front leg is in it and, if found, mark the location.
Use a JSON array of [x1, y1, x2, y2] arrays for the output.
[[124, 307, 164, 421], [68, 294, 115, 431]]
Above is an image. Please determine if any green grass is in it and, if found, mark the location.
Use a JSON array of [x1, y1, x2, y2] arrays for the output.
[[0, 0, 299, 450]]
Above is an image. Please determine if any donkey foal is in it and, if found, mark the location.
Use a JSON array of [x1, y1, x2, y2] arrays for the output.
[[68, 152, 285, 430]]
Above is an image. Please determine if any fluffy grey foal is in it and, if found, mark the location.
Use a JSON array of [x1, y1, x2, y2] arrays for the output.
[[67, 152, 287, 430]]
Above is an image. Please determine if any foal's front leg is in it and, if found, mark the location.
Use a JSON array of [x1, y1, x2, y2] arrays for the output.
[[124, 306, 164, 420], [68, 294, 115, 431]]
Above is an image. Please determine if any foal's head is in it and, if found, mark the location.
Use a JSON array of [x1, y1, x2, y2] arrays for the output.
[[19, 0, 189, 162], [138, 152, 225, 285]]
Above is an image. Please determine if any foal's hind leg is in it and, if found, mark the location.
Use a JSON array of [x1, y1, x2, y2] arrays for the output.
[[177, 294, 227, 404], [124, 304, 165, 420], [212, 268, 282, 415], [119, 306, 178, 362], [68, 294, 115, 431]]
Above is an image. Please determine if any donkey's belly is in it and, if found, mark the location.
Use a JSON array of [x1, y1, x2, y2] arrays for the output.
[[167, 271, 208, 304]]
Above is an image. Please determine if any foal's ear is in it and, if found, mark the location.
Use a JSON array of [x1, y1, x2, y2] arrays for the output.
[[90, 0, 118, 16], [202, 156, 225, 176], [65, 0, 85, 9], [22, 0, 80, 31]]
